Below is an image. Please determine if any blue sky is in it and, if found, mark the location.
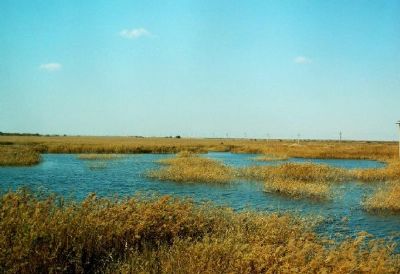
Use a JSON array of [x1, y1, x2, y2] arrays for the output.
[[1, 0, 399, 140]]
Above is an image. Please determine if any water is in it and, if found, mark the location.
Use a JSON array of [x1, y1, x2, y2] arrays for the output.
[[0, 153, 398, 246]]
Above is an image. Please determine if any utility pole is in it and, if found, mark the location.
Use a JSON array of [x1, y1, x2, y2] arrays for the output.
[[339, 131, 342, 143], [396, 121, 400, 159], [297, 133, 300, 144]]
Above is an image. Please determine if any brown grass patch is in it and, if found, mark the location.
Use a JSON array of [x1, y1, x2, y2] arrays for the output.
[[254, 154, 289, 161], [149, 152, 234, 183], [265, 178, 330, 200], [77, 153, 124, 160], [351, 161, 400, 182], [0, 146, 41, 166], [240, 162, 348, 182], [1, 190, 399, 273], [0, 135, 398, 160], [239, 163, 348, 200], [363, 182, 400, 213]]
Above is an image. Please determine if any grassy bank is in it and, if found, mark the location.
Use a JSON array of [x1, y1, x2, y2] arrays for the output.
[[148, 152, 234, 183], [351, 161, 400, 182], [0, 146, 41, 166], [363, 182, 400, 213], [1, 190, 399, 273]]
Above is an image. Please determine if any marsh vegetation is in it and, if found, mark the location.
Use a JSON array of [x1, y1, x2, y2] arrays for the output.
[[363, 182, 400, 213], [1, 190, 399, 273], [1, 137, 400, 272], [78, 154, 124, 160], [0, 135, 397, 162], [148, 151, 234, 183], [253, 154, 289, 161], [0, 146, 40, 166]]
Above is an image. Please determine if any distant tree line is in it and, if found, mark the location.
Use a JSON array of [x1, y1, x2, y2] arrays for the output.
[[0, 132, 41, 136], [0, 132, 66, 137]]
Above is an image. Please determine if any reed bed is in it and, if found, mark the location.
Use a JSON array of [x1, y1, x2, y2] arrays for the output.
[[148, 152, 234, 183], [239, 163, 348, 200], [0, 146, 41, 166], [1, 190, 398, 273], [351, 161, 400, 182], [264, 178, 330, 200], [0, 135, 397, 160], [363, 182, 400, 213], [239, 162, 349, 182], [253, 154, 289, 161], [77, 154, 124, 160]]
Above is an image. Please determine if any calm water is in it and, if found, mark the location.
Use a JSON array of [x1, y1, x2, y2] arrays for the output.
[[0, 152, 398, 245]]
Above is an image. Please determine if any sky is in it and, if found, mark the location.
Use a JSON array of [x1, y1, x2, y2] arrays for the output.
[[0, 0, 399, 140]]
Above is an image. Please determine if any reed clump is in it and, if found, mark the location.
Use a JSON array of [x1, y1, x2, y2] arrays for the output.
[[254, 154, 289, 161], [0, 146, 41, 166], [239, 163, 348, 200], [351, 161, 400, 182], [240, 162, 349, 182], [77, 154, 124, 160], [264, 178, 330, 200], [148, 152, 234, 183], [1, 190, 399, 273], [363, 182, 400, 213]]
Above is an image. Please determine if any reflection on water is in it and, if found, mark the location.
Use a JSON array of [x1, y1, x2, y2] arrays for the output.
[[0, 153, 398, 246]]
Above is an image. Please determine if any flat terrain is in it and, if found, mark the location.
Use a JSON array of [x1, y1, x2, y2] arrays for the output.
[[0, 135, 398, 160], [1, 135, 400, 273]]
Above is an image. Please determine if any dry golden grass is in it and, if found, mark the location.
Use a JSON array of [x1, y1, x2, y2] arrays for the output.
[[149, 152, 234, 183], [351, 160, 400, 182], [77, 153, 124, 160], [265, 178, 330, 200], [238, 161, 400, 200], [254, 154, 289, 161], [0, 146, 41, 166], [232, 140, 397, 160], [1, 190, 399, 273], [240, 162, 349, 182], [239, 163, 348, 200], [0, 135, 397, 160], [363, 182, 400, 213]]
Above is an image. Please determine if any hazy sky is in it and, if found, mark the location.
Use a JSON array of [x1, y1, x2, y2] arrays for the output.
[[1, 0, 399, 140]]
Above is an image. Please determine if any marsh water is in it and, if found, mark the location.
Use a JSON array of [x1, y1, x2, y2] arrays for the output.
[[0, 152, 399, 245]]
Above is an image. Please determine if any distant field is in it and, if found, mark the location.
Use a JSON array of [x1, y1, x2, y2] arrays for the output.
[[0, 135, 397, 161]]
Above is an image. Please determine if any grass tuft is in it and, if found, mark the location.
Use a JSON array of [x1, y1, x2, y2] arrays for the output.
[[265, 178, 330, 200], [148, 152, 234, 183], [363, 182, 400, 213], [240, 162, 348, 182], [351, 161, 400, 182], [77, 154, 124, 160], [239, 163, 347, 200], [254, 154, 289, 161], [0, 146, 41, 166]]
